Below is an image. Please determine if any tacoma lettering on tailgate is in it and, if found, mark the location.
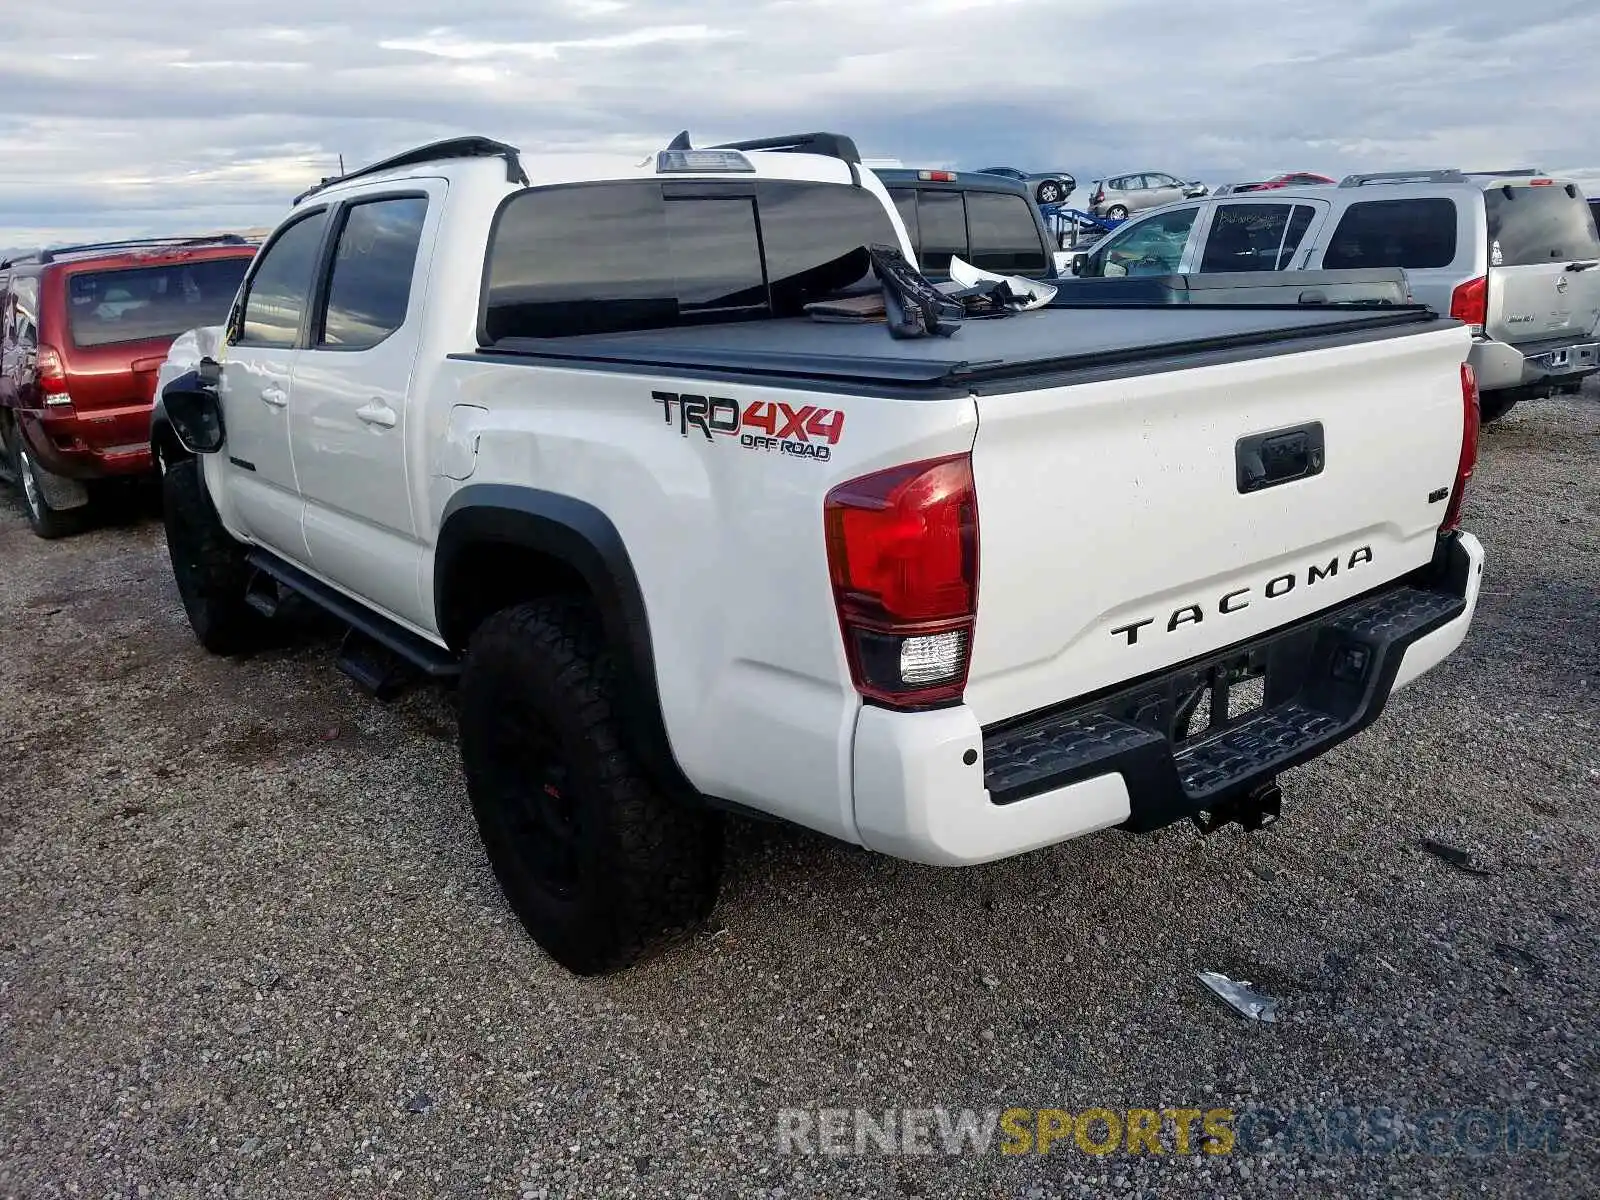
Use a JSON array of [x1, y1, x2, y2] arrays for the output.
[[1111, 546, 1374, 646]]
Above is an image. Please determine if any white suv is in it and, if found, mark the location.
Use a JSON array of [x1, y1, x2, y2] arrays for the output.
[[1072, 169, 1600, 421]]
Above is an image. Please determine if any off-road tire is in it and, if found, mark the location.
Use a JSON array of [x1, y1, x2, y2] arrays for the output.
[[161, 457, 267, 655], [10, 436, 85, 540], [459, 598, 723, 976], [1477, 391, 1520, 424]]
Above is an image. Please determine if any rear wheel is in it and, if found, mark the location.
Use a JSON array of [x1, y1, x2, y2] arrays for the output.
[[1035, 180, 1065, 206], [1106, 204, 1130, 220], [1477, 390, 1520, 424], [161, 457, 267, 654], [12, 437, 85, 540], [459, 598, 722, 975]]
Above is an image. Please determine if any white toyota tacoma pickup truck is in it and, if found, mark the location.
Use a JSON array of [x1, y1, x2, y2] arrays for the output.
[[150, 132, 1486, 975]]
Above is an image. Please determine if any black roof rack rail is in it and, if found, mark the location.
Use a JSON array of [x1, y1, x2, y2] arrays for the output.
[[293, 135, 528, 205], [0, 251, 43, 270], [1338, 169, 1467, 188], [708, 132, 863, 166], [30, 233, 254, 265]]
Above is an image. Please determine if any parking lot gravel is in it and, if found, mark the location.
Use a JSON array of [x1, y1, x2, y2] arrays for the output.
[[1, 386, 1597, 1199]]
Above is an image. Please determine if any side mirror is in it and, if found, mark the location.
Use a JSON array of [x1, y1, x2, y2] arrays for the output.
[[1070, 253, 1086, 276], [162, 362, 226, 454]]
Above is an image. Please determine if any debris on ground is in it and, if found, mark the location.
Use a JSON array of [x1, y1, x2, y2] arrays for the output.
[[1196, 970, 1279, 1022], [1420, 839, 1494, 875]]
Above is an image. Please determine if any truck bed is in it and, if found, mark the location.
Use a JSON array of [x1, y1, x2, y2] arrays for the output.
[[471, 304, 1445, 396]]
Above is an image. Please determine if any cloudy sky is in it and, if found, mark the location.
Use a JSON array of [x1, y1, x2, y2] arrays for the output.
[[1, 0, 1595, 250]]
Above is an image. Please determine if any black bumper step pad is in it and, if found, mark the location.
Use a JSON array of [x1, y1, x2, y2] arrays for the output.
[[980, 575, 1468, 831]]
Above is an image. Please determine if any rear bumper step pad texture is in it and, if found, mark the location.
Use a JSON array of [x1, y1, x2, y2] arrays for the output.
[[981, 555, 1469, 833]]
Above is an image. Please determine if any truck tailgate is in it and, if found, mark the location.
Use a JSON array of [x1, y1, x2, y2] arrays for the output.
[[963, 321, 1471, 727]]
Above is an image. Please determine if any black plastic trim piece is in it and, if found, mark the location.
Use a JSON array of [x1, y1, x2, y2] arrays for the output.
[[434, 485, 695, 800], [981, 535, 1475, 831], [710, 132, 863, 165], [294, 136, 527, 205], [246, 549, 460, 678]]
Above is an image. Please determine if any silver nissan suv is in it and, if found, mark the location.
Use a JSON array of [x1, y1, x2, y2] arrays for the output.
[[1077, 168, 1600, 421]]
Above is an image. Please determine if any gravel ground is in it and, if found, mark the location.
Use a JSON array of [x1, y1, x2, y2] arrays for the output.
[[1, 386, 1596, 1200]]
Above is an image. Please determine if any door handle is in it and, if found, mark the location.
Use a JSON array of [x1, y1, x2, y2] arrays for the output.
[[356, 400, 398, 429], [260, 384, 288, 408]]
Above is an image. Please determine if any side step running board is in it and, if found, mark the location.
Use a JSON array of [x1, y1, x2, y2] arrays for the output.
[[245, 550, 461, 688]]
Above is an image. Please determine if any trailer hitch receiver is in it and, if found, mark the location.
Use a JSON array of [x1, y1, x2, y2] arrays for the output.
[[1192, 780, 1283, 835]]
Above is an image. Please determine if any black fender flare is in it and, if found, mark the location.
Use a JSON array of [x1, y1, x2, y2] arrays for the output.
[[148, 393, 193, 466], [435, 484, 695, 800]]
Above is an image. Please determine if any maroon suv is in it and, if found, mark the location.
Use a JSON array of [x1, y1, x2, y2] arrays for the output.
[[0, 235, 258, 538]]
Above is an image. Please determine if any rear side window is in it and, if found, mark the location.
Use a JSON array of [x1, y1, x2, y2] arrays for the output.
[[1484, 184, 1600, 266], [238, 211, 331, 347], [915, 192, 967, 273], [1322, 199, 1459, 270], [483, 181, 898, 340], [318, 196, 428, 350], [65, 257, 252, 349], [889, 188, 920, 245], [1199, 203, 1317, 272], [964, 192, 1048, 275]]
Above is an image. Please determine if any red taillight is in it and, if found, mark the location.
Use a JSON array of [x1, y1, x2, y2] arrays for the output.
[[34, 344, 73, 407], [824, 454, 979, 708], [36, 344, 67, 392], [1449, 275, 1486, 327], [917, 170, 957, 182], [1440, 363, 1479, 533], [1092, 187, 1105, 204]]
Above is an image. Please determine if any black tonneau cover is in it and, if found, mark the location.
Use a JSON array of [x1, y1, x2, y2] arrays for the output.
[[468, 304, 1445, 395]]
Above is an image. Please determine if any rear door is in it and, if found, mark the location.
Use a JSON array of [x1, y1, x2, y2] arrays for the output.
[[291, 185, 441, 629], [1193, 199, 1330, 272], [962, 316, 1472, 726], [1482, 181, 1600, 343]]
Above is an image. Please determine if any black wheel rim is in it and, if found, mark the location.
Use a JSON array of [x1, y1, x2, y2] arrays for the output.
[[483, 704, 582, 898]]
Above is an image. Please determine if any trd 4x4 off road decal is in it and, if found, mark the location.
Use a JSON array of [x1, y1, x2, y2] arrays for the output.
[[653, 391, 844, 461]]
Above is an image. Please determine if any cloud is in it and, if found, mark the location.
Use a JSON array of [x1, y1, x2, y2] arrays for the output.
[[0, 0, 1594, 247]]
